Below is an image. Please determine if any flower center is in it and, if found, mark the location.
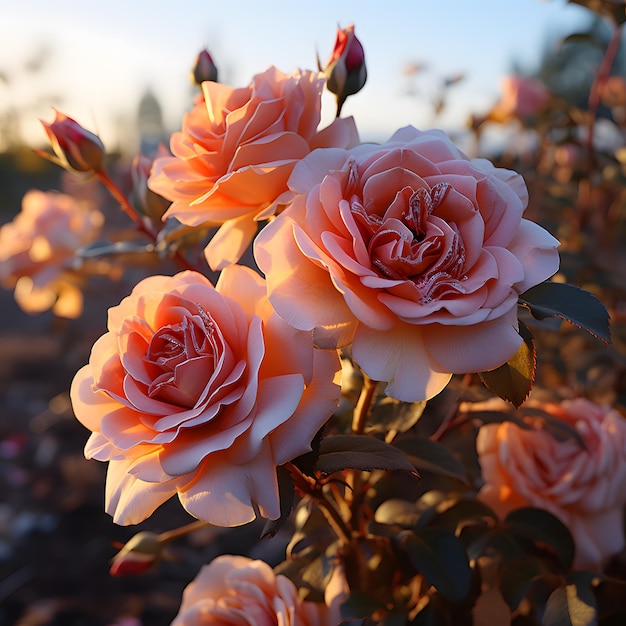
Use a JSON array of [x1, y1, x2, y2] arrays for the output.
[[145, 304, 222, 407], [351, 182, 468, 303]]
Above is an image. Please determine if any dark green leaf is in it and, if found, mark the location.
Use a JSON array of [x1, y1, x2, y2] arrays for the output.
[[522, 408, 586, 448], [399, 528, 472, 603], [396, 436, 469, 483], [559, 32, 607, 49], [499, 556, 548, 611], [505, 508, 575, 571], [340, 592, 387, 621], [366, 398, 427, 435], [519, 282, 611, 345], [375, 499, 422, 528], [542, 584, 598, 626], [316, 435, 418, 476], [478, 321, 536, 408], [433, 499, 499, 532], [466, 409, 533, 430]]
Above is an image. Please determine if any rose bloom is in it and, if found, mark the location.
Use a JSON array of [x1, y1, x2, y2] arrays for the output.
[[476, 398, 626, 570], [0, 189, 103, 318], [70, 266, 340, 526], [149, 65, 359, 271], [488, 75, 550, 123], [171, 555, 339, 626], [255, 126, 560, 402]]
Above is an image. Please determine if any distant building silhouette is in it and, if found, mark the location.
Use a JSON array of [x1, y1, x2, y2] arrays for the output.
[[137, 88, 167, 156]]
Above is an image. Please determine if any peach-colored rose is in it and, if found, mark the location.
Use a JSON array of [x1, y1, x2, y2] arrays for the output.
[[70, 266, 340, 527], [0, 189, 103, 318], [255, 126, 560, 402], [172, 555, 337, 625], [148, 65, 359, 271], [476, 398, 626, 570], [488, 76, 550, 123]]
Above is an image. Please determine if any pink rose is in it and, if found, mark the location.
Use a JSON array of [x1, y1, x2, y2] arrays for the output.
[[0, 189, 103, 318], [476, 398, 626, 570], [70, 266, 340, 526], [149, 66, 359, 271], [172, 555, 337, 625], [255, 126, 560, 402], [488, 76, 550, 122]]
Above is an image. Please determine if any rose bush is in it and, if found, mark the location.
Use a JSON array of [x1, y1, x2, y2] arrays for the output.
[[476, 398, 626, 570], [0, 189, 103, 318], [488, 75, 550, 123], [171, 555, 337, 625], [70, 266, 340, 526], [255, 126, 560, 402], [148, 65, 359, 271]]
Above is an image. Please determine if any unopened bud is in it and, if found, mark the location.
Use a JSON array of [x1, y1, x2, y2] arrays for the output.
[[39, 110, 105, 173], [323, 24, 367, 117], [131, 151, 171, 222], [109, 531, 163, 576], [192, 49, 218, 85]]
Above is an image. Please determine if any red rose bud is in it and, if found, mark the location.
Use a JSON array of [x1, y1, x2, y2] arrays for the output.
[[323, 24, 367, 117], [192, 48, 218, 85], [40, 110, 105, 173], [109, 531, 163, 576]]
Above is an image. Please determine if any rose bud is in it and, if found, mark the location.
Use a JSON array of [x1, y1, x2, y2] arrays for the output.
[[39, 110, 105, 173], [131, 151, 171, 222], [323, 24, 367, 116], [191, 48, 218, 85], [109, 531, 164, 576]]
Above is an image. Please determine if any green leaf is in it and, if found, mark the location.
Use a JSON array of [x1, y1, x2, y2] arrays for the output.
[[399, 528, 472, 603], [316, 435, 418, 476], [366, 398, 427, 436], [395, 436, 469, 483], [478, 321, 535, 408], [505, 508, 575, 571], [519, 282, 611, 345], [542, 583, 598, 626], [499, 556, 548, 611]]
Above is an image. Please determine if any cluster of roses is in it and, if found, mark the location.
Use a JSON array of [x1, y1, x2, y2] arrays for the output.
[[2, 23, 625, 624]]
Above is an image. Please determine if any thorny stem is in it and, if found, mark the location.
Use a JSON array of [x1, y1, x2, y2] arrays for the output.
[[351, 374, 378, 435], [285, 462, 352, 545], [94, 169, 157, 240], [348, 374, 379, 529], [94, 168, 197, 272]]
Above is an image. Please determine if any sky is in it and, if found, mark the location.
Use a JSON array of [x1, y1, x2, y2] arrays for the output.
[[1, 0, 593, 153]]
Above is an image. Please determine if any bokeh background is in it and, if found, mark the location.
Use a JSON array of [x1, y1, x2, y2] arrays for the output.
[[1, 1, 626, 625]]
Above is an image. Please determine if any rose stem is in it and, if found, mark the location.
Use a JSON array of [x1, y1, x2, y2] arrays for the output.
[[157, 519, 212, 544], [285, 462, 352, 545], [347, 374, 378, 528], [94, 168, 197, 272]]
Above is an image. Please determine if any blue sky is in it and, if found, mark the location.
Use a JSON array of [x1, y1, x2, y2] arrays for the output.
[[1, 0, 592, 151]]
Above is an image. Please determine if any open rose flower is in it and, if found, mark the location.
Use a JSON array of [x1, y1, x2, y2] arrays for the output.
[[148, 65, 359, 271], [172, 555, 338, 625], [476, 398, 626, 570], [487, 75, 550, 123], [70, 266, 340, 526], [0, 189, 103, 318], [255, 126, 560, 402]]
